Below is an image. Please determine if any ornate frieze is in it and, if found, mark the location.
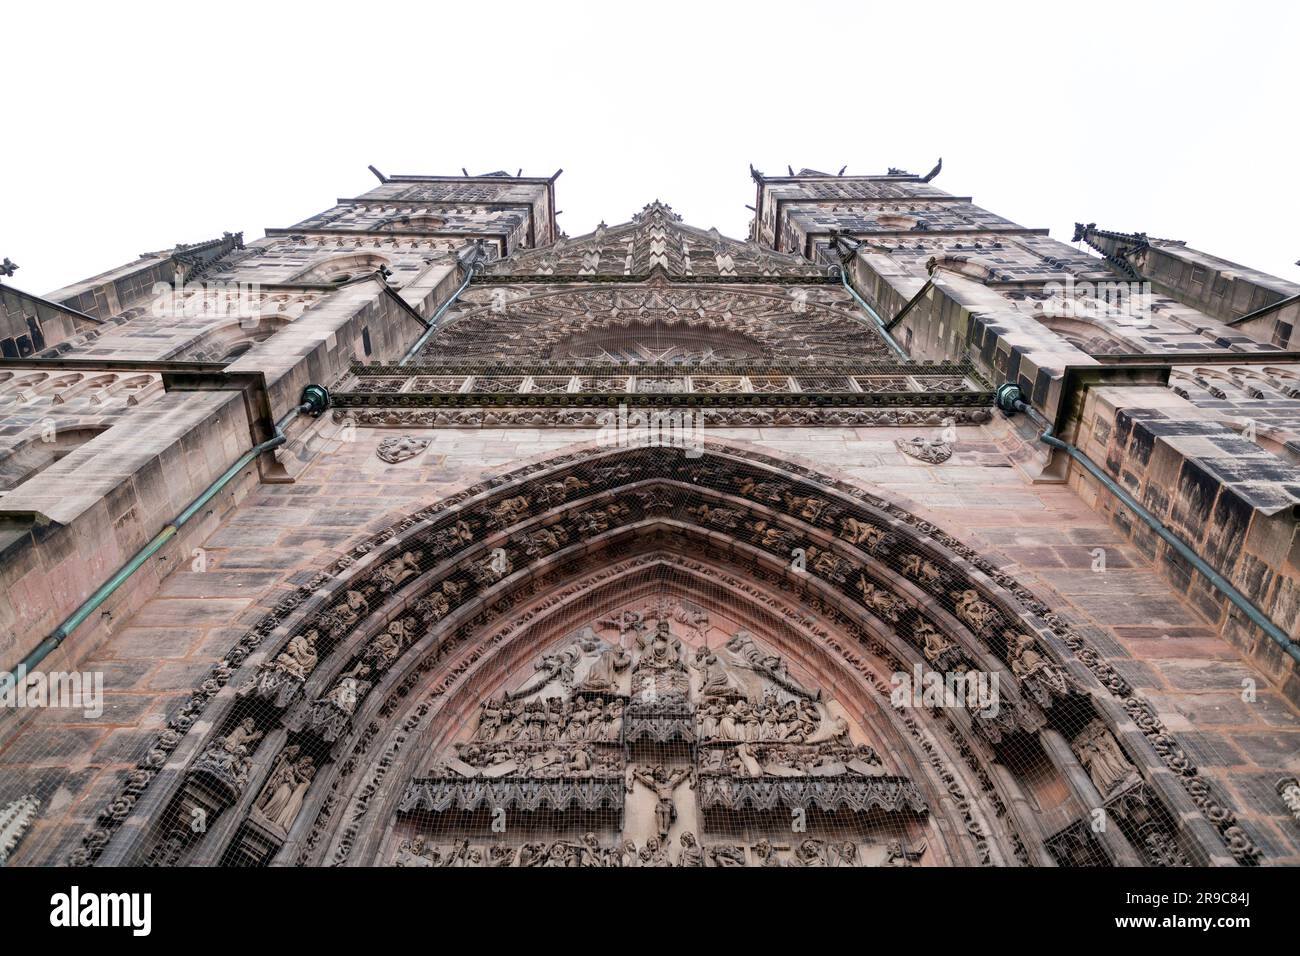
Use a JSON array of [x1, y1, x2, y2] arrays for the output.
[[391, 832, 925, 867], [334, 405, 992, 429], [334, 551, 1001, 866], [696, 775, 928, 816], [623, 703, 695, 746], [398, 778, 624, 815], [335, 360, 989, 406], [424, 282, 892, 363]]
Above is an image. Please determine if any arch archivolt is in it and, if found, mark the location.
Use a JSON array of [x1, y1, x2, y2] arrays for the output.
[[75, 440, 1259, 868], [306, 544, 1007, 868]]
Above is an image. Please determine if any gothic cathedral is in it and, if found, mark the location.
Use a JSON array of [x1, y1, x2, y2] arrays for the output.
[[2, 164, 1298, 869]]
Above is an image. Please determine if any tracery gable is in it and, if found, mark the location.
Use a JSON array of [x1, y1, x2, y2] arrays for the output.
[[480, 200, 826, 280]]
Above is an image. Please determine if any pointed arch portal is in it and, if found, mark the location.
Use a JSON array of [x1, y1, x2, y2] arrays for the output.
[[78, 442, 1257, 869]]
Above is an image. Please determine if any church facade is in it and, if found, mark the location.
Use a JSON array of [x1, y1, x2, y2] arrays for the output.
[[1, 163, 1298, 868]]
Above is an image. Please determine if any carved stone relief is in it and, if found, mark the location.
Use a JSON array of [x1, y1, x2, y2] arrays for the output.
[[894, 436, 953, 463], [393, 600, 930, 866], [389, 832, 927, 867], [376, 434, 430, 463]]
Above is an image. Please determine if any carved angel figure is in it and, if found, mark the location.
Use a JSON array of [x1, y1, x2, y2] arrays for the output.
[[692, 646, 743, 699], [857, 575, 906, 622], [377, 551, 421, 592], [322, 589, 369, 638], [900, 553, 943, 588], [577, 630, 631, 694], [223, 717, 263, 755], [1007, 632, 1072, 699], [506, 641, 585, 699], [839, 517, 890, 554], [322, 664, 373, 715], [915, 621, 967, 671]]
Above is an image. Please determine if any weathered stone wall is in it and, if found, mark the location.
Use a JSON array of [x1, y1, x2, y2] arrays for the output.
[[0, 173, 536, 706], [0, 388, 254, 675], [758, 167, 1300, 730], [0, 285, 94, 358], [1071, 385, 1300, 703]]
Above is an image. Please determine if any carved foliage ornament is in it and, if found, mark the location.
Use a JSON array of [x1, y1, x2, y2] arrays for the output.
[[335, 406, 993, 429]]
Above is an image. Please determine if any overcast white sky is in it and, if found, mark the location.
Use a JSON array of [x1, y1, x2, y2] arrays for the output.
[[3, 0, 1297, 296]]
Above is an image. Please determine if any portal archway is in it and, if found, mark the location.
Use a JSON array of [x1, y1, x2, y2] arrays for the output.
[[84, 441, 1256, 869]]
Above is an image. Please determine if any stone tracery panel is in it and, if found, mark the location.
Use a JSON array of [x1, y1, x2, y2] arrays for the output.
[[422, 283, 893, 363]]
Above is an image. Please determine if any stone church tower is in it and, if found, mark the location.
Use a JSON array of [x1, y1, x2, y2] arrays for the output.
[[1, 163, 1298, 868]]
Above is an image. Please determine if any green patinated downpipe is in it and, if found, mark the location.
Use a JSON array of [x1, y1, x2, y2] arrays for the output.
[[832, 261, 910, 361], [399, 243, 486, 366], [12, 385, 331, 680], [995, 383, 1300, 665]]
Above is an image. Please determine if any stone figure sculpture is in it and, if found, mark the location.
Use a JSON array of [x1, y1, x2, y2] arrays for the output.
[[629, 764, 693, 841], [255, 747, 316, 835], [1072, 719, 1138, 796]]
